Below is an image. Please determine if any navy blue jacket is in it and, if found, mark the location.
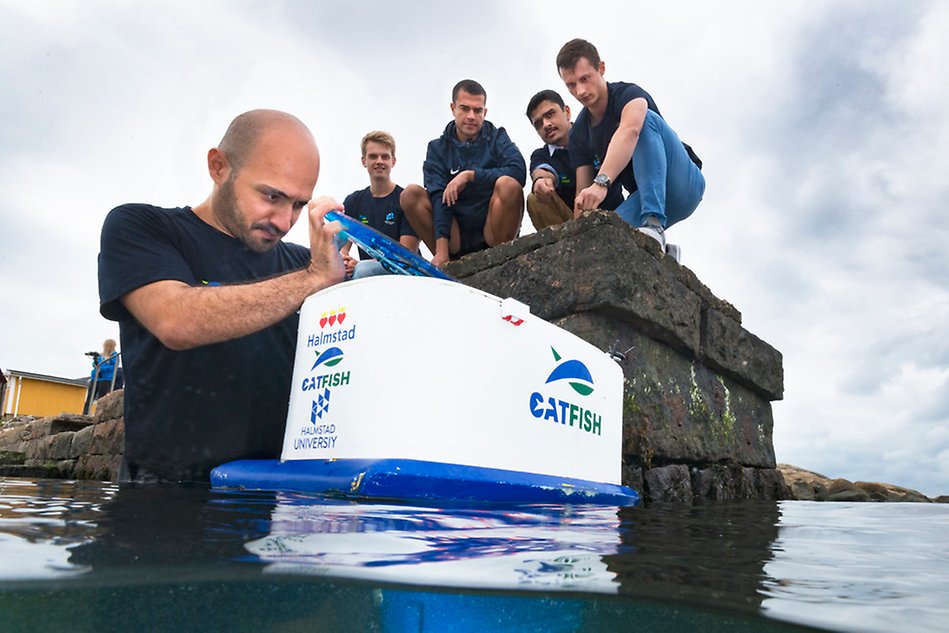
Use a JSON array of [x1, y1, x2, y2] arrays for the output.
[[423, 120, 526, 240]]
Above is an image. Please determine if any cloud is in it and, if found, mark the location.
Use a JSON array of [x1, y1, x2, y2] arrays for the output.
[[1, 0, 946, 495]]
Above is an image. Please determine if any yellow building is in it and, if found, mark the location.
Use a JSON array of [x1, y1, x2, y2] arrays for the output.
[[1, 369, 89, 418]]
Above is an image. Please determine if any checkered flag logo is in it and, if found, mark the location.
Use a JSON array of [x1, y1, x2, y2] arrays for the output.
[[310, 388, 331, 422]]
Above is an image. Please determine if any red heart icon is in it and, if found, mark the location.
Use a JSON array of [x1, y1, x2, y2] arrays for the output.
[[319, 317, 328, 328], [328, 314, 337, 326], [337, 312, 346, 325]]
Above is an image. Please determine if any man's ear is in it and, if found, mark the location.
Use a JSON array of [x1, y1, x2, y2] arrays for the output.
[[599, 61, 606, 76], [207, 147, 231, 184], [564, 104, 571, 121]]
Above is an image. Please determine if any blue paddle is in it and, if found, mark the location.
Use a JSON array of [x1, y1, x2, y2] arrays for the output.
[[326, 210, 455, 281]]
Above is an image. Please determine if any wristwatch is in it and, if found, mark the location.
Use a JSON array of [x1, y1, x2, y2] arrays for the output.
[[593, 173, 611, 188]]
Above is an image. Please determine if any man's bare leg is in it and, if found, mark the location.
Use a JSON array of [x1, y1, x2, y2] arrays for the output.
[[483, 176, 525, 246], [400, 185, 436, 254]]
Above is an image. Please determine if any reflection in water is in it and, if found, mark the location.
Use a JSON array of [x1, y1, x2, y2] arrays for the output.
[[0, 478, 116, 580], [246, 494, 624, 593]]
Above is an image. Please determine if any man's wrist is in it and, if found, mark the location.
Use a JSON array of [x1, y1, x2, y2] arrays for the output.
[[593, 173, 611, 189]]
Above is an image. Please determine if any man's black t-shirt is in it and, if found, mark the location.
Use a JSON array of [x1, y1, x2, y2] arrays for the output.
[[530, 144, 624, 210], [342, 186, 415, 260], [569, 81, 660, 200], [98, 203, 310, 482]]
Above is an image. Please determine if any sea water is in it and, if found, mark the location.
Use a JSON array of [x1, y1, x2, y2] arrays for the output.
[[0, 477, 946, 632]]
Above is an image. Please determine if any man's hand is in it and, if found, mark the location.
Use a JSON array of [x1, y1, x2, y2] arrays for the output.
[[573, 184, 608, 219], [442, 170, 474, 206], [306, 197, 347, 287], [532, 177, 556, 204], [341, 253, 357, 276]]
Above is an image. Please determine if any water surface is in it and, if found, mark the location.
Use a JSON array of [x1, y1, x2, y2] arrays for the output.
[[1, 477, 946, 632]]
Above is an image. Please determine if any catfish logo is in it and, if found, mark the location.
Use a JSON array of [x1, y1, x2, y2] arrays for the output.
[[529, 347, 602, 436], [545, 347, 594, 396], [310, 347, 344, 370]]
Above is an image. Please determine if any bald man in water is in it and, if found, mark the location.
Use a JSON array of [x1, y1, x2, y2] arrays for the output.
[[98, 109, 346, 483]]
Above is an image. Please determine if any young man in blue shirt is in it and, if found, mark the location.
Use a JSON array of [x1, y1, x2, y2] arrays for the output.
[[339, 131, 419, 278], [557, 39, 705, 256]]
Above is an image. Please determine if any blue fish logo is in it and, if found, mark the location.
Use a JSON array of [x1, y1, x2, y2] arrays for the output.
[[545, 347, 594, 396], [311, 347, 344, 370]]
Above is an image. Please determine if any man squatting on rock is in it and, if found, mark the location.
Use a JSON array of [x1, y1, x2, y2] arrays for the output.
[[98, 110, 346, 483], [339, 130, 420, 279], [557, 38, 705, 255], [401, 79, 527, 269], [524, 89, 623, 231]]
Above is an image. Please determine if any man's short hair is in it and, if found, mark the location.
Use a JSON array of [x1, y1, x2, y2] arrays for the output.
[[452, 79, 487, 102], [526, 89, 566, 120], [556, 38, 601, 72], [360, 130, 396, 158]]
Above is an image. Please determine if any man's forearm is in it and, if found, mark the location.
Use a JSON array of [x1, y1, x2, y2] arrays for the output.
[[122, 266, 340, 351], [598, 99, 647, 182]]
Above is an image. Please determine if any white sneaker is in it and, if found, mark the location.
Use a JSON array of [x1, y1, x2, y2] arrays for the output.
[[637, 222, 681, 262]]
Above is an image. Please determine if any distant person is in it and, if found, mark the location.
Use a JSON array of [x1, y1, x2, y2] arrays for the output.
[[524, 89, 622, 230], [557, 38, 705, 256], [82, 338, 121, 414], [98, 109, 346, 482], [401, 79, 526, 268], [340, 131, 419, 279], [90, 338, 120, 399]]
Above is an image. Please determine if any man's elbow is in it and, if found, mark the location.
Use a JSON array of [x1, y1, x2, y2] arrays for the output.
[[143, 313, 205, 351]]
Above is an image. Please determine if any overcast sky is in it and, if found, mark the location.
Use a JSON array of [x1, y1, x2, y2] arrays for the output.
[[1, 1, 946, 496]]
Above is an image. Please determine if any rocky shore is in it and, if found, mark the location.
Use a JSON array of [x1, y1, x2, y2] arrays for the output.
[[0, 393, 945, 502]]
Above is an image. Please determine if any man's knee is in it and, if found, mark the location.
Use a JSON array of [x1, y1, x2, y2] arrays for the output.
[[493, 175, 523, 199], [400, 184, 429, 211]]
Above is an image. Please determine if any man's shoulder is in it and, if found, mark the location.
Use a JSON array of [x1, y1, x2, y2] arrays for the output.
[[530, 145, 549, 161], [343, 187, 370, 210], [103, 203, 192, 233]]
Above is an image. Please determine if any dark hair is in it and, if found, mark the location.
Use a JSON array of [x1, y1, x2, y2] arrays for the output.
[[525, 89, 566, 120], [452, 79, 487, 102], [556, 38, 601, 72]]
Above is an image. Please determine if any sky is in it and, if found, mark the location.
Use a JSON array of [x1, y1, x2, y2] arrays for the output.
[[0, 1, 946, 496]]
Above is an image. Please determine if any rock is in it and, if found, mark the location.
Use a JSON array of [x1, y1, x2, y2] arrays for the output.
[[0, 450, 25, 465], [93, 389, 124, 423], [90, 419, 124, 455], [826, 478, 870, 502], [643, 464, 693, 503], [779, 464, 935, 502], [853, 481, 931, 503], [778, 463, 830, 500], [555, 313, 777, 470]]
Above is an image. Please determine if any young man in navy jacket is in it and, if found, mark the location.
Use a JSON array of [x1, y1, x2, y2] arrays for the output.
[[401, 79, 526, 268]]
